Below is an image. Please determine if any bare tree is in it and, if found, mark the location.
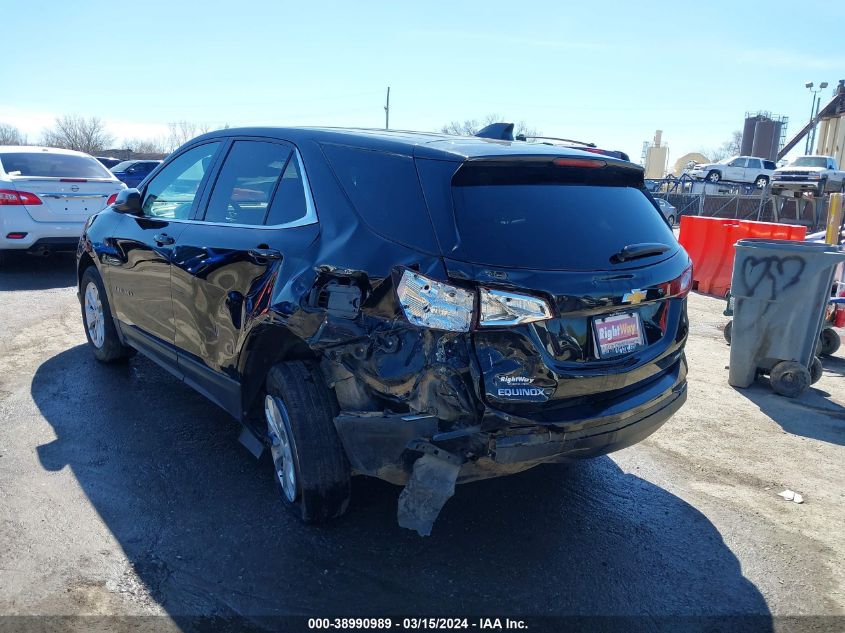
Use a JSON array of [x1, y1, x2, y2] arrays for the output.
[[41, 115, 114, 154], [0, 123, 26, 145], [166, 120, 212, 151], [704, 130, 743, 162], [441, 114, 540, 138], [122, 137, 168, 155]]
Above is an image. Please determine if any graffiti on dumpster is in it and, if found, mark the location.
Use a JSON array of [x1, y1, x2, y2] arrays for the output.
[[739, 256, 805, 301]]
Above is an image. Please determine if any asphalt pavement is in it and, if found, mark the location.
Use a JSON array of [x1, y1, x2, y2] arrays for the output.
[[0, 252, 842, 632]]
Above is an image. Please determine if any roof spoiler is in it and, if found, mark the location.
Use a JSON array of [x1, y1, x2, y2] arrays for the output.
[[474, 122, 514, 141]]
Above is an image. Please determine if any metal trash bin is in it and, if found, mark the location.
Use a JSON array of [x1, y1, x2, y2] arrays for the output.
[[728, 239, 845, 397]]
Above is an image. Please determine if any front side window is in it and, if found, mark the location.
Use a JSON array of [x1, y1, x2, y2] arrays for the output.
[[142, 142, 220, 219]]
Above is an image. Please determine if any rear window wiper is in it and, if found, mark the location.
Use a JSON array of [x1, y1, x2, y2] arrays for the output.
[[611, 243, 671, 263]]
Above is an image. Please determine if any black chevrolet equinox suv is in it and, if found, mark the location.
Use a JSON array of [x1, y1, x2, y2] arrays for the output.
[[77, 127, 690, 534]]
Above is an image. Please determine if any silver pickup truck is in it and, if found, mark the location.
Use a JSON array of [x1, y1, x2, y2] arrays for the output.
[[771, 155, 845, 196]]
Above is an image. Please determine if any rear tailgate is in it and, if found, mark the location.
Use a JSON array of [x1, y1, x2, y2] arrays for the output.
[[9, 177, 123, 222], [415, 153, 690, 418]]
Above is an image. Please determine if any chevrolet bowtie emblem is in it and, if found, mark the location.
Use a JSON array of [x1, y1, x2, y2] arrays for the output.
[[623, 289, 647, 304]]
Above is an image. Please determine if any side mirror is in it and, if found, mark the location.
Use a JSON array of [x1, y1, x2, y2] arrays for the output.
[[113, 188, 142, 214]]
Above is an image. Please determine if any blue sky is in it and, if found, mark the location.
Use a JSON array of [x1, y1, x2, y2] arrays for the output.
[[2, 0, 843, 163]]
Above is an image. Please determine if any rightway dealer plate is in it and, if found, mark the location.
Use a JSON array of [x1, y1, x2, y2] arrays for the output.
[[593, 311, 645, 358]]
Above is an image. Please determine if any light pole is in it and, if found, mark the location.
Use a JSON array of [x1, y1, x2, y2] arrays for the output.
[[804, 81, 828, 154]]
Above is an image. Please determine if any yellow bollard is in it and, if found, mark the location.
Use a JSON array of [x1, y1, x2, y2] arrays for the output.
[[825, 193, 844, 245]]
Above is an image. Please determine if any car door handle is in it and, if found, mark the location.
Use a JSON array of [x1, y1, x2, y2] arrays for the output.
[[247, 247, 282, 261], [153, 233, 175, 246]]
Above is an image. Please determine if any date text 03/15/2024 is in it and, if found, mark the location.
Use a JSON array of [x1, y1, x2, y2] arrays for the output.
[[307, 617, 528, 630]]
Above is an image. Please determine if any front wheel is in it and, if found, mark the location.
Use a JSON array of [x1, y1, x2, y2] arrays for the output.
[[707, 170, 721, 183], [80, 267, 131, 362], [817, 178, 828, 196], [264, 361, 351, 523]]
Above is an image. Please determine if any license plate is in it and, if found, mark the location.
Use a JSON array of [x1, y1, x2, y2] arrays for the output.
[[593, 311, 645, 358]]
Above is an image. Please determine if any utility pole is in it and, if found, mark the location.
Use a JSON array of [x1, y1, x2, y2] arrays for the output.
[[384, 86, 390, 131], [804, 81, 828, 154]]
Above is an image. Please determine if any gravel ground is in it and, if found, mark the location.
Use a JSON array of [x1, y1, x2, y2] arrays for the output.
[[0, 253, 843, 631]]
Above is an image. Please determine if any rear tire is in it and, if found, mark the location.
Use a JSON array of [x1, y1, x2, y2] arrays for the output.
[[667, 214, 676, 226], [707, 170, 721, 183], [265, 361, 351, 523], [80, 267, 131, 363], [770, 361, 811, 398], [723, 320, 732, 344], [819, 327, 840, 356], [755, 176, 769, 189]]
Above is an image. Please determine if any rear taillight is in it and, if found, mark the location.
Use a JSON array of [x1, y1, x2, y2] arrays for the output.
[[60, 178, 88, 183], [0, 189, 43, 206], [663, 264, 693, 298], [107, 193, 118, 206]]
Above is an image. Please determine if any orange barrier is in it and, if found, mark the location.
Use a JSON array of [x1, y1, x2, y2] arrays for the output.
[[678, 217, 807, 297]]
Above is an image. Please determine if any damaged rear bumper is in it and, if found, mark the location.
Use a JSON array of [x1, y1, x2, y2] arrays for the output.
[[333, 378, 687, 486]]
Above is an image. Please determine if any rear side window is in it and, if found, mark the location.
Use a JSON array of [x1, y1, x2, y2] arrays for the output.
[[322, 144, 439, 253], [142, 142, 220, 219], [264, 154, 308, 226], [204, 140, 309, 226], [450, 164, 677, 271], [0, 152, 112, 178]]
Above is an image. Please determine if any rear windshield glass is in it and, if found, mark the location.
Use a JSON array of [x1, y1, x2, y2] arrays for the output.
[[0, 152, 112, 178], [451, 175, 676, 270], [110, 161, 136, 172]]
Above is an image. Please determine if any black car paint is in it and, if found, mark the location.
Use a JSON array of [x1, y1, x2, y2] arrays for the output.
[[78, 127, 690, 514]]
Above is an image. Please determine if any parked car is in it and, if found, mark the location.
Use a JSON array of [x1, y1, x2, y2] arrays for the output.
[[110, 159, 162, 188], [96, 156, 123, 169], [0, 146, 125, 263], [76, 127, 690, 533], [688, 156, 776, 188], [655, 197, 677, 225], [771, 155, 845, 196]]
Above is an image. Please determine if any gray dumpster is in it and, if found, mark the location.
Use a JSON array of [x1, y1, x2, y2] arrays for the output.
[[728, 239, 845, 397]]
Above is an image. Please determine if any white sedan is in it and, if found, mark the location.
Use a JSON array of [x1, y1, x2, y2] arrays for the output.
[[0, 146, 125, 264]]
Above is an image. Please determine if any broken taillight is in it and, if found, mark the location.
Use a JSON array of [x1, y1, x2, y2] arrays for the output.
[[396, 270, 474, 332]]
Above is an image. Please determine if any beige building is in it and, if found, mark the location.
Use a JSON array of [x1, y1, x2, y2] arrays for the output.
[[644, 130, 669, 179], [815, 83, 845, 166]]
